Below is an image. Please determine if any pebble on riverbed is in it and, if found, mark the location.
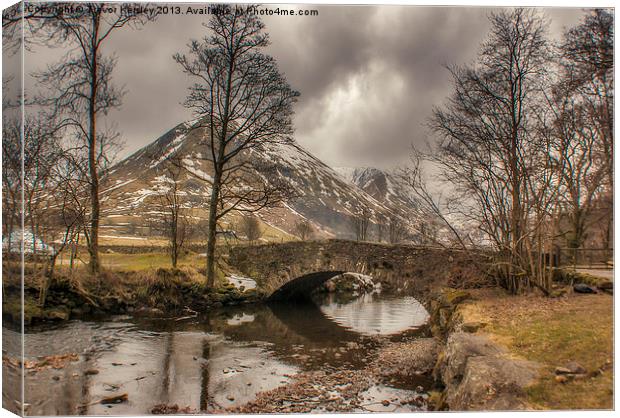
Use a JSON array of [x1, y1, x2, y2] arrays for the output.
[[376, 338, 439, 379], [216, 357, 429, 415], [151, 404, 196, 414]]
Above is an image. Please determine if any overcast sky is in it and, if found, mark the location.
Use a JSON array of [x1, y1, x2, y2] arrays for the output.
[[18, 4, 588, 169]]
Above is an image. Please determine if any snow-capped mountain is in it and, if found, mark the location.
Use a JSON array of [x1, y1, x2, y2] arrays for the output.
[[100, 119, 415, 240], [333, 167, 418, 216]]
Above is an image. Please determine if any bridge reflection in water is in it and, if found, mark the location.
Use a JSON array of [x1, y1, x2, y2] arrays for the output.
[[12, 292, 429, 415], [319, 293, 430, 336]]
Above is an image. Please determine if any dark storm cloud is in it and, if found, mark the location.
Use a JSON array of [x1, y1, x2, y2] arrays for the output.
[[21, 4, 585, 168], [265, 6, 495, 167]]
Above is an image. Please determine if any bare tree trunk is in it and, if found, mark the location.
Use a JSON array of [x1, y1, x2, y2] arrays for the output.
[[171, 238, 178, 268], [39, 253, 58, 307], [206, 170, 221, 288], [70, 232, 79, 270], [171, 214, 178, 268], [27, 7, 152, 275], [174, 11, 299, 288], [88, 16, 100, 275]]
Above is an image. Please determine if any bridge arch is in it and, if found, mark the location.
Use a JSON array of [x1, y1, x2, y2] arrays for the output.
[[268, 270, 347, 301]]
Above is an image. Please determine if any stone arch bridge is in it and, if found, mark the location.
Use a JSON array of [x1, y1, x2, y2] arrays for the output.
[[227, 239, 470, 301]]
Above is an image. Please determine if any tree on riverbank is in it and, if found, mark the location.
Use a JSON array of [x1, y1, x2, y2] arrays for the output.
[[174, 8, 299, 288], [412, 9, 613, 294], [429, 9, 552, 293], [30, 3, 153, 275], [1, 112, 91, 305], [38, 151, 91, 306]]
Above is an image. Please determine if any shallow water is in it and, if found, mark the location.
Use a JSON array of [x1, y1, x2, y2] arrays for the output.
[[3, 292, 430, 415]]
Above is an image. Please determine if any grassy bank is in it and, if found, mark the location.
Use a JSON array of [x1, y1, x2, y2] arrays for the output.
[[56, 250, 206, 271], [459, 288, 613, 410], [2, 254, 264, 325]]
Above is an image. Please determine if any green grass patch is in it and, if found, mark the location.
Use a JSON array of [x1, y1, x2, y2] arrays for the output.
[[56, 251, 208, 272]]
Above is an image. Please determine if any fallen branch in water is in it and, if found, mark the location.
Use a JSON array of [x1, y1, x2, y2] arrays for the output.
[[101, 393, 128, 405], [175, 306, 199, 321], [70, 279, 101, 308]]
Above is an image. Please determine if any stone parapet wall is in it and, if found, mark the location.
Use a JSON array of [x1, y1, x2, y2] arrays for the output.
[[228, 239, 469, 297]]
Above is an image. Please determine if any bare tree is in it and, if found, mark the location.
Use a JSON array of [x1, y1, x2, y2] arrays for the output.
[[350, 208, 371, 241], [32, 4, 153, 274], [546, 84, 606, 250], [24, 117, 64, 258], [397, 148, 469, 249], [239, 215, 262, 245], [2, 5, 31, 54], [154, 161, 194, 268], [553, 10, 614, 249], [560, 9, 613, 190], [2, 114, 64, 263], [2, 117, 21, 257], [2, 114, 87, 306], [38, 156, 88, 306], [294, 219, 314, 241], [429, 9, 552, 294], [388, 215, 404, 244], [174, 9, 299, 287]]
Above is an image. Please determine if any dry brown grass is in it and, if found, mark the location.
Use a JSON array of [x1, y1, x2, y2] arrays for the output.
[[461, 288, 613, 410]]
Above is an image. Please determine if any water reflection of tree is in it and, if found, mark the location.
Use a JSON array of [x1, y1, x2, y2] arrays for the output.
[[200, 339, 211, 412], [158, 333, 173, 405]]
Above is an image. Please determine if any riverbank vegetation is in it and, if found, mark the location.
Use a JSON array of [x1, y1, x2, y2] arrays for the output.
[[2, 255, 263, 325]]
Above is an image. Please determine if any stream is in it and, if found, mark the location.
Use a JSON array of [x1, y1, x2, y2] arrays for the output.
[[3, 291, 431, 415]]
